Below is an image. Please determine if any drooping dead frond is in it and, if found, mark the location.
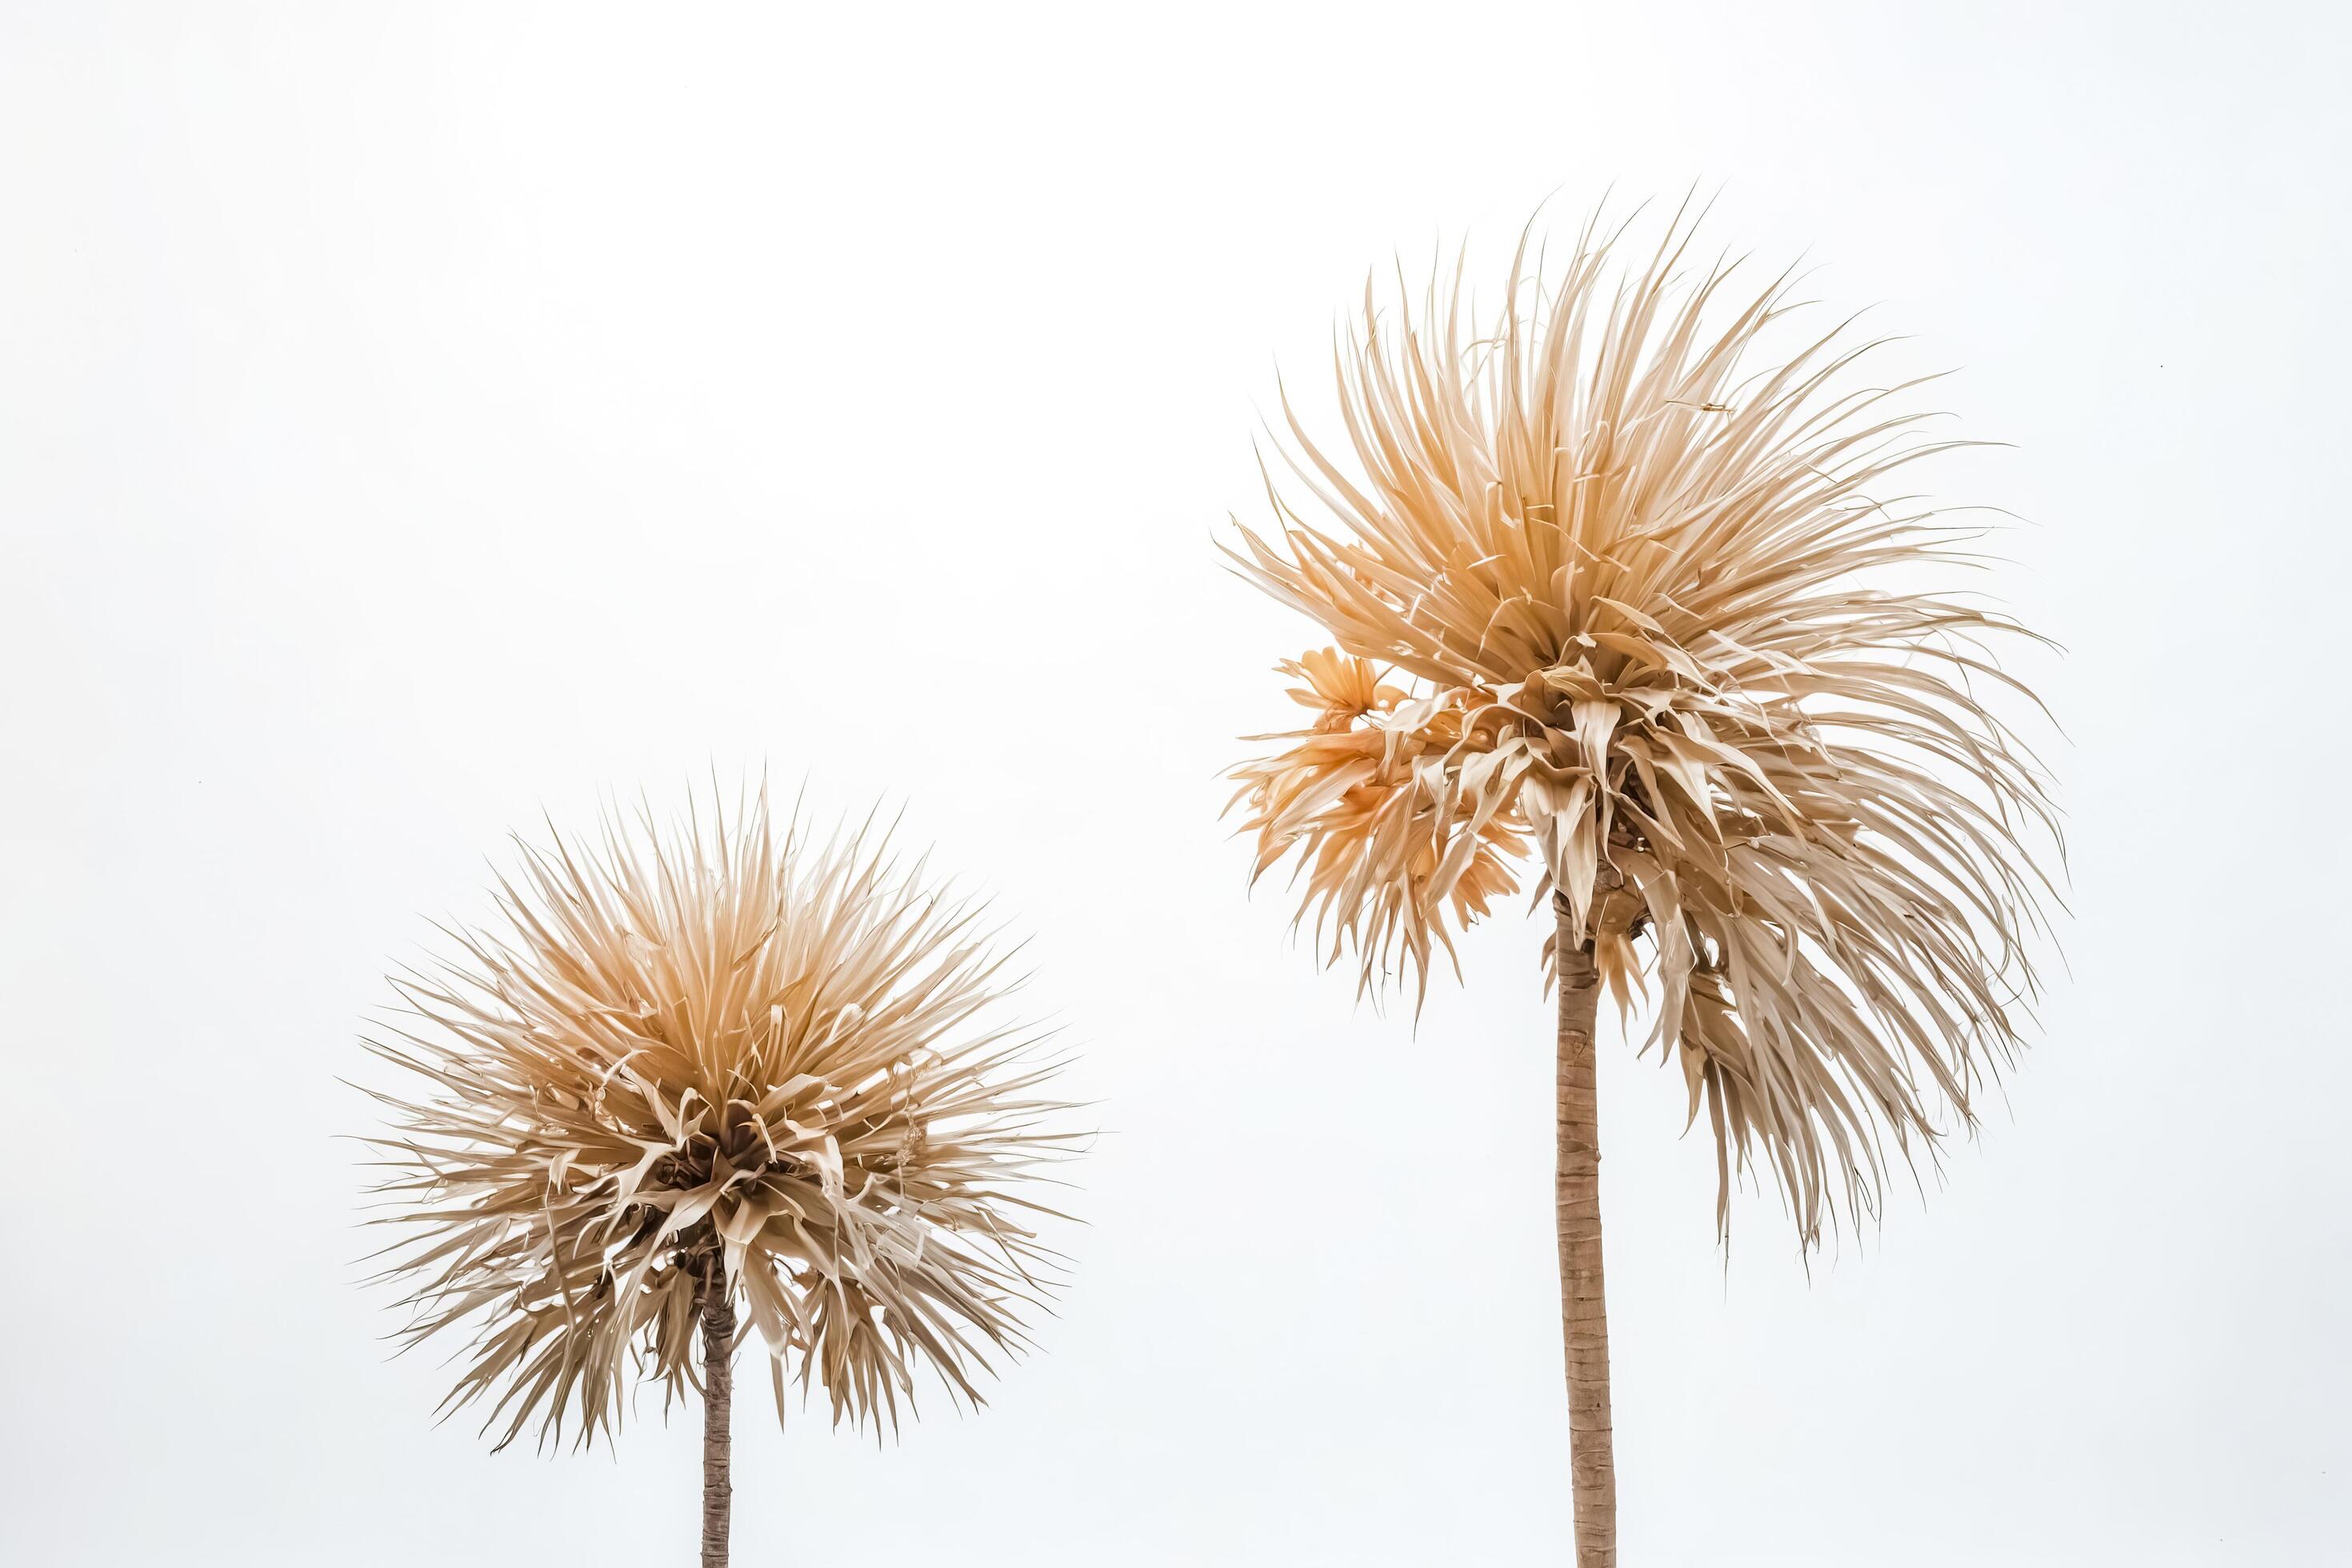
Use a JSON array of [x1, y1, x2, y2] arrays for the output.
[[358, 783, 1080, 1450], [1227, 203, 2062, 1247]]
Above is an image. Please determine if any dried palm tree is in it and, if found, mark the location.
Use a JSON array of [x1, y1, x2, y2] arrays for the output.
[[1226, 206, 2060, 1564], [357, 783, 1079, 1568]]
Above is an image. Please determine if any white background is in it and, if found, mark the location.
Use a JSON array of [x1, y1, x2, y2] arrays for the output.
[[5, 2, 2346, 1564]]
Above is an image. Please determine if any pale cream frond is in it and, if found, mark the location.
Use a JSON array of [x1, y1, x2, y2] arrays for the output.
[[358, 782, 1082, 1450]]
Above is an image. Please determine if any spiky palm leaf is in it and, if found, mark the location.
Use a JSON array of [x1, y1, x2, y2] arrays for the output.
[[1229, 206, 2061, 1247], [358, 785, 1078, 1452]]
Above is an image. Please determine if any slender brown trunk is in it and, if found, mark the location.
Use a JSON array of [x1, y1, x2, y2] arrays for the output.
[[1555, 893, 1618, 1566], [699, 1262, 735, 1568]]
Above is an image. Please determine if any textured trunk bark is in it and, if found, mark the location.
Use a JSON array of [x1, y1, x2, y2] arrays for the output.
[[699, 1263, 735, 1568], [1555, 894, 1618, 1566]]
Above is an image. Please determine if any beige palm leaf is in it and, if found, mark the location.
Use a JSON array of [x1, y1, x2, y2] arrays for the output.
[[1226, 204, 2061, 1566], [357, 782, 1080, 1566]]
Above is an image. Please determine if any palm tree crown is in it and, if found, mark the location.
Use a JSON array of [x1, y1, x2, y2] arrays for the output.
[[359, 785, 1077, 1450], [1230, 209, 2061, 1246]]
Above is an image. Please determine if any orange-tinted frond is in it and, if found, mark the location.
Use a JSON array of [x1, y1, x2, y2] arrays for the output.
[[1226, 206, 2061, 1248]]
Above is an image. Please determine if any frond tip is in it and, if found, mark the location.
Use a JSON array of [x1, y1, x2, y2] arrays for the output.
[[357, 782, 1082, 1450], [1226, 204, 2062, 1250]]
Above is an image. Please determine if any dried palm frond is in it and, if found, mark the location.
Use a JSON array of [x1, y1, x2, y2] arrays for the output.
[[358, 783, 1080, 1450], [1227, 204, 2062, 1246]]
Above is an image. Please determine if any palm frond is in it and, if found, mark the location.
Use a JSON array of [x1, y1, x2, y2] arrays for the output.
[[359, 782, 1081, 1450], [1228, 205, 2062, 1248]]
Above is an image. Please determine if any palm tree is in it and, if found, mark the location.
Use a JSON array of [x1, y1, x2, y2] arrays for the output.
[[1226, 206, 2059, 1564], [357, 782, 1079, 1567]]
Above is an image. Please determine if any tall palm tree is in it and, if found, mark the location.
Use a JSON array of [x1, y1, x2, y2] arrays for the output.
[[1227, 206, 2059, 1564], [357, 783, 1079, 1567]]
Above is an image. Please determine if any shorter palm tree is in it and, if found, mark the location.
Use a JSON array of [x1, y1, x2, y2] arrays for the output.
[[357, 783, 1079, 1567]]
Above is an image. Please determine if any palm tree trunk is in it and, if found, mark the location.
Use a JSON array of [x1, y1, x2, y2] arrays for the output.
[[699, 1262, 735, 1568], [1555, 893, 1618, 1566]]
